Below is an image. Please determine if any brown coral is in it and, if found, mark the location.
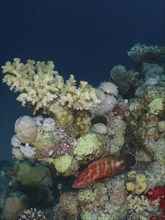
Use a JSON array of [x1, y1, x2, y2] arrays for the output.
[[59, 192, 79, 219]]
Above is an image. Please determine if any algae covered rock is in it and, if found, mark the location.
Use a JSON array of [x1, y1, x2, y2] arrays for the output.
[[3, 192, 30, 220], [16, 161, 52, 186]]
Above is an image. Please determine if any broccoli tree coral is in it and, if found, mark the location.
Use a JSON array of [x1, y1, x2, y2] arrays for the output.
[[2, 58, 100, 114]]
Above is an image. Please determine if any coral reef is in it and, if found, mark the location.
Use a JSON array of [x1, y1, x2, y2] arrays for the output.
[[1, 44, 165, 219]]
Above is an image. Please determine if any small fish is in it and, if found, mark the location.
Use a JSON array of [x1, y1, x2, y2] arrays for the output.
[[72, 152, 136, 188]]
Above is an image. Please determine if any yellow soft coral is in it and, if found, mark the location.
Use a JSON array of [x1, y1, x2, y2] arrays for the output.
[[77, 189, 97, 203], [2, 58, 100, 114], [125, 170, 148, 195]]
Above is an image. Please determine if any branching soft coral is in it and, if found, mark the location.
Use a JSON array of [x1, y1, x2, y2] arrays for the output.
[[2, 58, 100, 113]]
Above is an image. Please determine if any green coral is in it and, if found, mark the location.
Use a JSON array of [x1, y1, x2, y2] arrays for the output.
[[53, 155, 73, 173], [149, 98, 164, 115], [129, 100, 140, 112], [74, 134, 101, 160], [90, 123, 108, 135], [80, 211, 94, 220], [110, 132, 125, 154], [32, 129, 58, 149], [77, 189, 97, 203], [16, 161, 50, 186]]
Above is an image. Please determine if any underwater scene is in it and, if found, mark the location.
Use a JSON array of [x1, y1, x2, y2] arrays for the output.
[[0, 1, 165, 220]]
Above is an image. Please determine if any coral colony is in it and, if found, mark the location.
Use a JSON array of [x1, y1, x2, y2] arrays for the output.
[[0, 43, 165, 220]]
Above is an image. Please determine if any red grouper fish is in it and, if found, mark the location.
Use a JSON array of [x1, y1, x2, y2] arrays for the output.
[[72, 152, 136, 188]]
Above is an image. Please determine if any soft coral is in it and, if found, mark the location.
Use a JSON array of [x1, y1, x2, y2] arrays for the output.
[[146, 185, 165, 220], [145, 185, 165, 201]]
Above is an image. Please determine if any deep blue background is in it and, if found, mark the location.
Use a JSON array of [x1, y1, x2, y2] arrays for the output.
[[0, 0, 165, 167]]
